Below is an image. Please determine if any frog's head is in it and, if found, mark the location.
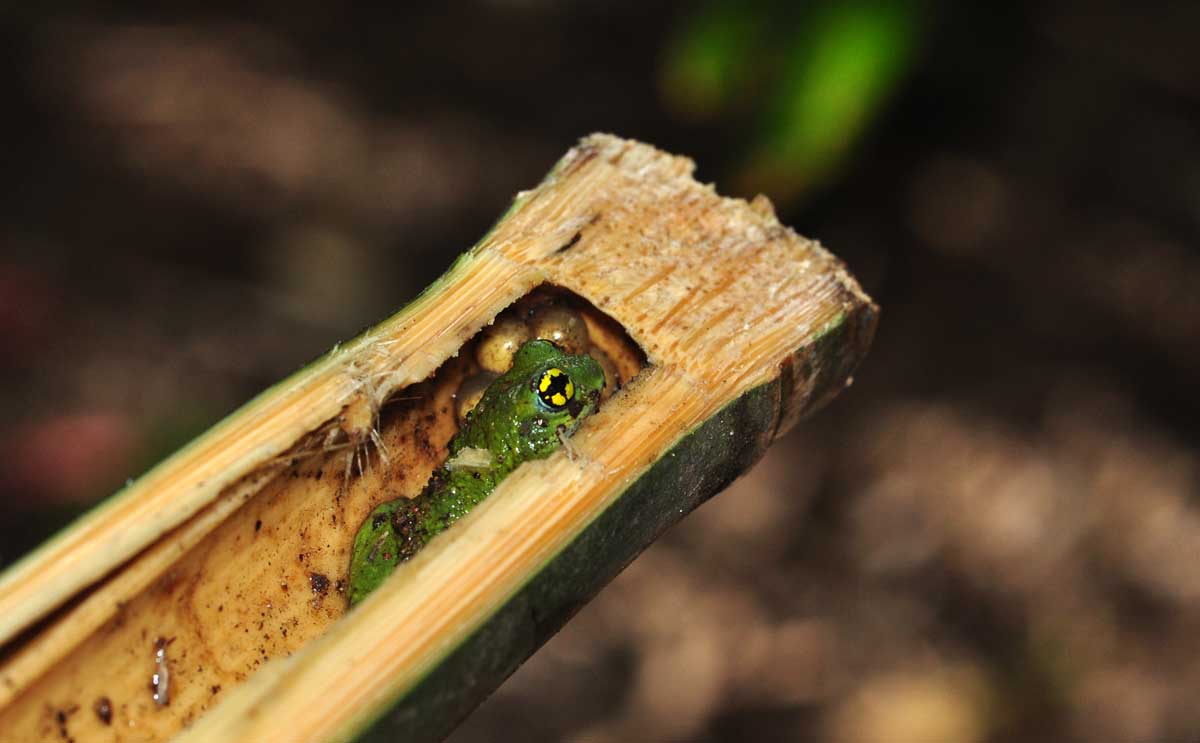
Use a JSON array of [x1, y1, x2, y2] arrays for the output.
[[463, 339, 605, 462], [458, 336, 609, 465], [512, 338, 605, 433]]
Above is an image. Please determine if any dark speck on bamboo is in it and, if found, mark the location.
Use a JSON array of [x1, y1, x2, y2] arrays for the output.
[[93, 697, 112, 725]]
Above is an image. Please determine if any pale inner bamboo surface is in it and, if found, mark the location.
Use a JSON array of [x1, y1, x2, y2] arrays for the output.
[[0, 365, 465, 740], [0, 247, 539, 652], [0, 134, 871, 742], [0, 293, 645, 741]]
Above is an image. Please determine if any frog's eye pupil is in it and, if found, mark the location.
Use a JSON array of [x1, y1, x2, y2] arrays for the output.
[[536, 368, 574, 409]]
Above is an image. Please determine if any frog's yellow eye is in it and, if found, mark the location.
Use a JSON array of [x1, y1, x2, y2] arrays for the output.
[[536, 367, 574, 410]]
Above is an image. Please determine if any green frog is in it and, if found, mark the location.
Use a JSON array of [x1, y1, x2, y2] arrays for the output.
[[348, 339, 605, 605]]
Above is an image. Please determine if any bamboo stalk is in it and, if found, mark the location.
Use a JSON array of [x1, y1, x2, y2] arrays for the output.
[[0, 134, 876, 742]]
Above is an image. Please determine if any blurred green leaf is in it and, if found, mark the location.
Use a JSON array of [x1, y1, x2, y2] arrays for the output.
[[740, 1, 918, 201], [660, 1, 767, 120]]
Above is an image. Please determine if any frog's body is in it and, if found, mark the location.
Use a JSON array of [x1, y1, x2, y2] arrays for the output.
[[348, 340, 605, 605]]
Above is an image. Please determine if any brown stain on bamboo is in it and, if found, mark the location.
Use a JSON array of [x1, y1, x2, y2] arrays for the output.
[[0, 364, 470, 740]]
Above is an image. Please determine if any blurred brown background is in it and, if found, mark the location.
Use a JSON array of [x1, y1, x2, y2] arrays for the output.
[[2, 2, 1199, 740]]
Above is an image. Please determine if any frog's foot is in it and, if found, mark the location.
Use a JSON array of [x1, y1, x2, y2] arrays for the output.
[[556, 425, 581, 462]]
